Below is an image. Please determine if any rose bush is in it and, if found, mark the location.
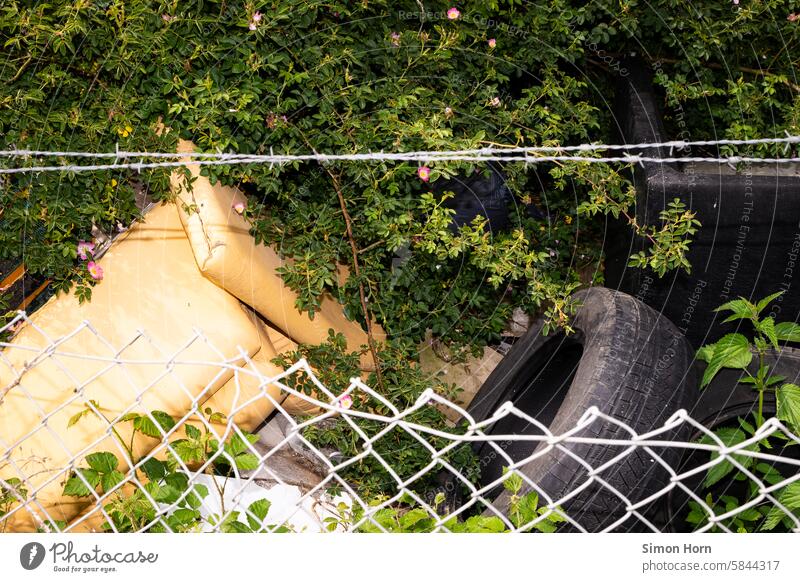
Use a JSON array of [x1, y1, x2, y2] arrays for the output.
[[1, 3, 798, 489]]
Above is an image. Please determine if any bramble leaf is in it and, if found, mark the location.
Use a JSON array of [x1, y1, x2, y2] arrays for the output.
[[777, 383, 800, 433], [700, 334, 753, 388]]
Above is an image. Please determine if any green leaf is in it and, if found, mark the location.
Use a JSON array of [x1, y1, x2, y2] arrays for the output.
[[232, 453, 259, 471], [86, 452, 119, 474], [700, 428, 758, 487], [762, 483, 800, 531], [696, 345, 715, 363], [63, 469, 100, 497], [700, 334, 753, 388], [715, 298, 754, 323], [399, 508, 433, 531], [101, 470, 125, 493], [185, 484, 209, 510], [758, 317, 779, 350], [134, 411, 177, 439], [502, 469, 523, 494], [246, 498, 272, 531], [452, 515, 507, 533], [171, 439, 205, 464], [185, 424, 201, 440], [756, 291, 784, 314], [140, 458, 167, 481], [67, 400, 102, 428], [777, 383, 800, 432], [775, 322, 800, 343], [225, 432, 259, 456], [118, 412, 141, 423], [166, 508, 200, 531]]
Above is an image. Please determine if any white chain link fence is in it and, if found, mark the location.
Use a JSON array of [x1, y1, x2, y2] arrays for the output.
[[1, 312, 799, 534]]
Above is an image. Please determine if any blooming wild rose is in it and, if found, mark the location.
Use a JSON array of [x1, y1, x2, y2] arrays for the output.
[[87, 261, 104, 281], [77, 240, 96, 260]]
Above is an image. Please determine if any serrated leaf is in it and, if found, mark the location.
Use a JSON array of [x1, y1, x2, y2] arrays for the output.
[[758, 317, 778, 350], [232, 453, 259, 471], [696, 344, 715, 363], [700, 334, 752, 388], [140, 458, 167, 481], [761, 482, 800, 531], [208, 412, 227, 425], [756, 291, 784, 314], [63, 469, 100, 497], [777, 383, 800, 432], [700, 428, 758, 487], [166, 508, 199, 531], [101, 470, 125, 493], [134, 411, 176, 439], [186, 484, 209, 509], [164, 472, 189, 492], [172, 439, 205, 464], [67, 409, 90, 428], [153, 484, 182, 504], [225, 432, 259, 456], [248, 498, 271, 522], [398, 508, 431, 530], [502, 469, 523, 494], [86, 452, 118, 474], [185, 424, 201, 440], [775, 322, 800, 343], [715, 298, 754, 322]]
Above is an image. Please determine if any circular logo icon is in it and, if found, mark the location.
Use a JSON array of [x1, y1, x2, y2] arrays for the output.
[[19, 542, 46, 570]]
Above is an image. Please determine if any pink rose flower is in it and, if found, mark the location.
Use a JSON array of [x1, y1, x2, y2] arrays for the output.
[[233, 201, 246, 215], [417, 166, 431, 182], [447, 7, 460, 20], [252, 11, 262, 22], [77, 240, 96, 260], [488, 38, 496, 48], [87, 261, 104, 281], [489, 96, 501, 107], [337, 394, 353, 409]]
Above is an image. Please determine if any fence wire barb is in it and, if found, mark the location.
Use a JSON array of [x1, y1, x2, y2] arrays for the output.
[[1, 312, 799, 534], [1, 134, 800, 174]]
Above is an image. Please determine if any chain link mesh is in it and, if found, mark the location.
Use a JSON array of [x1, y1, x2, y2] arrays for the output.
[[2, 312, 799, 534]]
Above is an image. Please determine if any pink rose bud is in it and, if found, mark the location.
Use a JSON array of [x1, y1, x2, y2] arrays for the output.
[[488, 38, 496, 48], [77, 240, 96, 260], [233, 201, 246, 215]]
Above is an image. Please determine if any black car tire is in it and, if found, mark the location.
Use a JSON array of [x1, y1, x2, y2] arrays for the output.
[[467, 286, 698, 531]]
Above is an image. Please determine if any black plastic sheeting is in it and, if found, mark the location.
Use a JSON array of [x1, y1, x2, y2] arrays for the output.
[[605, 59, 800, 348]]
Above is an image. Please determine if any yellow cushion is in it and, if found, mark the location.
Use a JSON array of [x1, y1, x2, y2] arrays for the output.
[[0, 203, 261, 531], [170, 140, 382, 367]]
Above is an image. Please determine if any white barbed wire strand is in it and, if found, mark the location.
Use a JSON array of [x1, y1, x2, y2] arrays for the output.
[[0, 134, 799, 174], [3, 134, 800, 160], [2, 314, 800, 533]]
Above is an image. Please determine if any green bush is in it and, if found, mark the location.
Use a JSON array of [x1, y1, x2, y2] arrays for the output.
[[2, 4, 798, 491]]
